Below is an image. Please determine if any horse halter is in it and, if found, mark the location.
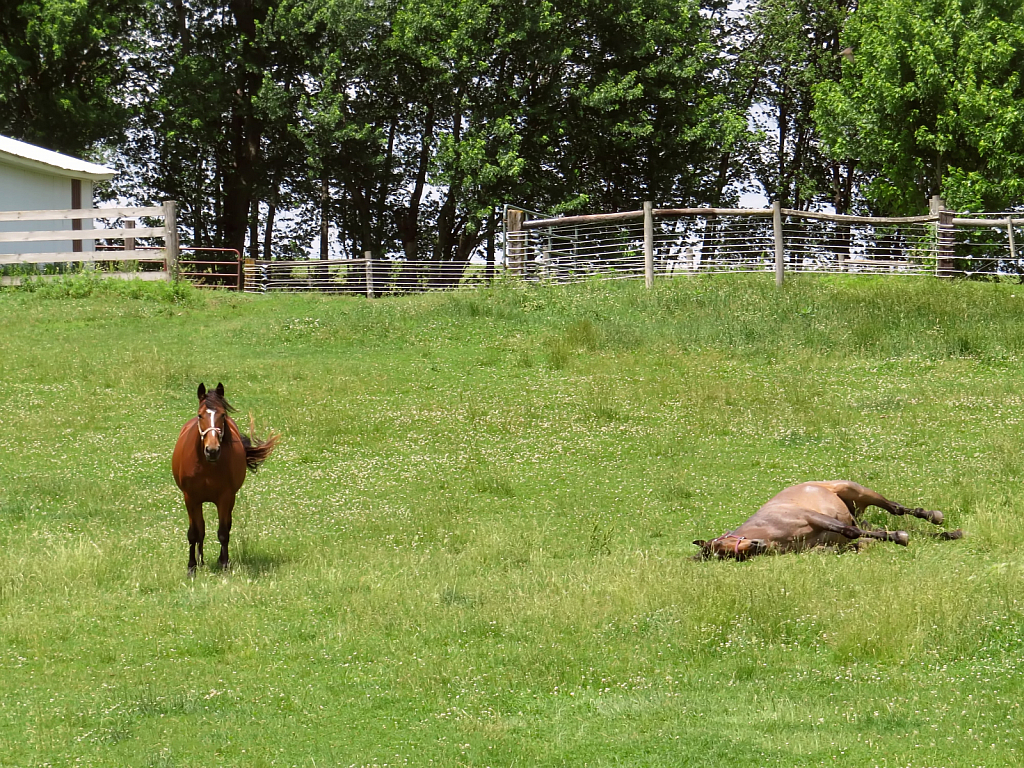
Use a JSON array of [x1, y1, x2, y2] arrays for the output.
[[710, 530, 746, 557], [198, 407, 224, 440]]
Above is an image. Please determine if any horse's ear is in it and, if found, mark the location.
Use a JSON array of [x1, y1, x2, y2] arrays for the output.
[[197, 383, 207, 400], [216, 382, 225, 397], [693, 540, 708, 549]]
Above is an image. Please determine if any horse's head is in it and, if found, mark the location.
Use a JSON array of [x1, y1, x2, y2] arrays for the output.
[[693, 534, 770, 561], [197, 382, 229, 462]]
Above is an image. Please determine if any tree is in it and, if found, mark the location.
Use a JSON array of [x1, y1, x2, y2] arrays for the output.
[[814, 0, 1024, 214], [278, 0, 745, 280], [736, 0, 855, 212], [110, 0, 755, 269], [0, 0, 141, 155], [117, 1, 278, 254], [552, 0, 748, 210]]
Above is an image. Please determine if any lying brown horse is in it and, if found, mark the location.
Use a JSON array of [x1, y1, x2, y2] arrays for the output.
[[694, 481, 962, 560], [171, 383, 279, 574]]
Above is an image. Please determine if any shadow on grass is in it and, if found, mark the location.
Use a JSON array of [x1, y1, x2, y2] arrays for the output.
[[228, 498, 286, 577], [232, 542, 288, 577]]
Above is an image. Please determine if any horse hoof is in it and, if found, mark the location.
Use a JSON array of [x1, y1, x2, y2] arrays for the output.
[[893, 531, 909, 546], [928, 509, 944, 525], [188, 565, 197, 578]]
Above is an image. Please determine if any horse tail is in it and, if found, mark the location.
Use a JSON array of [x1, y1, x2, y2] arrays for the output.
[[240, 413, 280, 472]]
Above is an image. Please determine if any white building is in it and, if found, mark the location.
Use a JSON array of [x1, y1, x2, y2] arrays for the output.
[[0, 134, 116, 256]]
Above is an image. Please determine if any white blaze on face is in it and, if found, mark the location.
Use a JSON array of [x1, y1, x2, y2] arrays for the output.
[[200, 408, 222, 449]]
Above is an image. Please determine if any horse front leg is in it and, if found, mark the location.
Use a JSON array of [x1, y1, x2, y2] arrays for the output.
[[216, 493, 236, 570], [826, 481, 944, 526], [185, 495, 206, 576], [856, 527, 910, 546], [804, 510, 909, 548]]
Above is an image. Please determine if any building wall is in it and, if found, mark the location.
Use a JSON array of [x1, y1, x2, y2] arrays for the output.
[[0, 163, 95, 255]]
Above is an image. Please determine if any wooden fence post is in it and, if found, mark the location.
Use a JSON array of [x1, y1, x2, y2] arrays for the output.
[[929, 195, 954, 277], [505, 208, 525, 277], [71, 179, 83, 255], [364, 250, 374, 298], [937, 210, 955, 277], [162, 200, 179, 281], [773, 200, 784, 286], [1008, 218, 1017, 263], [124, 219, 135, 253], [643, 201, 654, 289]]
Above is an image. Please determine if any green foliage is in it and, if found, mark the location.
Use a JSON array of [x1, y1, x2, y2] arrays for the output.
[[3, 278, 1024, 764], [102, 0, 748, 266], [739, 0, 855, 211], [814, 0, 1024, 213], [550, 0, 744, 209], [7, 0, 1022, 251], [0, 0, 141, 153], [4, 272, 204, 306]]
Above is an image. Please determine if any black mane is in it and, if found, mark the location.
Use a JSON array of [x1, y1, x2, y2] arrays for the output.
[[202, 389, 236, 413]]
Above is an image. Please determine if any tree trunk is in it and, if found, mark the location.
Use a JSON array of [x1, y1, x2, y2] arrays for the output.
[[214, 160, 224, 245], [791, 122, 807, 211], [172, 0, 191, 54], [194, 180, 206, 248], [221, 0, 265, 255], [345, 182, 373, 293], [396, 103, 435, 263], [319, 171, 329, 260], [776, 88, 789, 206], [248, 199, 260, 260], [433, 105, 464, 286], [263, 193, 276, 261], [374, 115, 397, 255]]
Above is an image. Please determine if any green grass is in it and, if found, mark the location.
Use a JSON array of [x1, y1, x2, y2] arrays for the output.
[[2, 272, 1024, 766]]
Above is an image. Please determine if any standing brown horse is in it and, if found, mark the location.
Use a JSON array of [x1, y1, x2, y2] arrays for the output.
[[172, 383, 279, 574], [693, 481, 962, 560]]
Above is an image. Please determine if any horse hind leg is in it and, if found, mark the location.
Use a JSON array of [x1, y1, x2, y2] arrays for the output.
[[894, 505, 944, 526], [826, 481, 944, 526]]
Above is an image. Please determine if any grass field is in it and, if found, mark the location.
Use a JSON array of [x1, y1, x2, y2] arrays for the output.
[[2, 273, 1024, 767]]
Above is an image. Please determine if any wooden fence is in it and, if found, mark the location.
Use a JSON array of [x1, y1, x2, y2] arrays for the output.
[[0, 201, 178, 285]]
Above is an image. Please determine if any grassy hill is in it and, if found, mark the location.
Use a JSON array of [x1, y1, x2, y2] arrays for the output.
[[2, 273, 1023, 766]]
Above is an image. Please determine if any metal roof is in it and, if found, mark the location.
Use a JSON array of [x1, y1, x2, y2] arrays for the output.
[[0, 135, 115, 181]]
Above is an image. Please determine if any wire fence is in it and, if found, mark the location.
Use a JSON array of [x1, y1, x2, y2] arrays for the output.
[[243, 257, 495, 294], [951, 215, 1023, 279], [781, 219, 937, 275], [508, 208, 1023, 283], [237, 206, 1023, 295]]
